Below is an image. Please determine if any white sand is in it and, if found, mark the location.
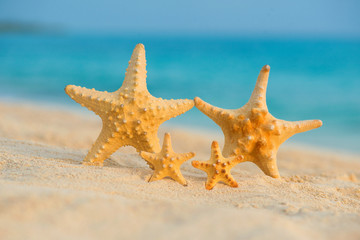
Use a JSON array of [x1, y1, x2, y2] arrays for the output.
[[0, 101, 359, 240]]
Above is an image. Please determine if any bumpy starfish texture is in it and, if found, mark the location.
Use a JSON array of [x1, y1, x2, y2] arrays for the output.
[[65, 44, 194, 166], [194, 65, 322, 178], [192, 141, 243, 190], [140, 133, 195, 186]]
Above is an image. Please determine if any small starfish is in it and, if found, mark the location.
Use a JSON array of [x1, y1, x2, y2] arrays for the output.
[[194, 65, 322, 178], [140, 133, 195, 186], [192, 141, 243, 190], [65, 44, 194, 166]]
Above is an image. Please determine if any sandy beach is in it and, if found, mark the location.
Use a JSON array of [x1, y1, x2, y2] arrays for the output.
[[0, 101, 359, 240]]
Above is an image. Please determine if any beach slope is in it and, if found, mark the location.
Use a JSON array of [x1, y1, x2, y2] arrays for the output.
[[0, 102, 359, 240]]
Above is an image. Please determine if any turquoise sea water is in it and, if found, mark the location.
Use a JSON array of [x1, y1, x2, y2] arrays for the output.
[[0, 34, 359, 152]]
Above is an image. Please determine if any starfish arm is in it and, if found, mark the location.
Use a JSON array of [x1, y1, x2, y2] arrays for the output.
[[192, 161, 212, 172], [228, 155, 245, 167], [148, 171, 165, 182], [221, 173, 239, 188], [65, 85, 113, 115], [210, 141, 222, 159], [161, 132, 173, 153], [140, 151, 157, 166], [155, 98, 194, 122], [283, 119, 323, 137], [138, 136, 162, 170], [177, 152, 196, 164], [139, 131, 162, 153], [83, 125, 124, 166], [205, 175, 219, 190], [248, 65, 270, 109], [253, 155, 280, 178], [194, 97, 234, 125], [170, 170, 188, 186], [117, 43, 149, 94]]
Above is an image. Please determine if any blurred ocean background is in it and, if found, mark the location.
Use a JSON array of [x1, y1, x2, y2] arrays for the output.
[[0, 34, 359, 152]]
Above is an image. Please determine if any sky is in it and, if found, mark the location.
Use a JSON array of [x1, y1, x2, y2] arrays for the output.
[[0, 0, 359, 37]]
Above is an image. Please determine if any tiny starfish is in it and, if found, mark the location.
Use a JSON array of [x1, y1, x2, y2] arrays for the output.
[[65, 44, 194, 166], [194, 65, 322, 178], [192, 141, 243, 190], [140, 133, 195, 186]]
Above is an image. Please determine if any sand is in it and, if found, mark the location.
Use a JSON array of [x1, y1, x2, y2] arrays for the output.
[[0, 101, 359, 240]]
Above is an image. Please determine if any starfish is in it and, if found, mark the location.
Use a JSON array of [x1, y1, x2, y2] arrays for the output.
[[140, 133, 195, 186], [194, 65, 322, 178], [65, 44, 194, 166], [192, 141, 243, 190]]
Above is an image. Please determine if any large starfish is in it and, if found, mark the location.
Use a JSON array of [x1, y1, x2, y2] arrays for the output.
[[194, 65, 322, 178], [140, 133, 195, 186], [192, 141, 243, 190], [65, 44, 194, 166]]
